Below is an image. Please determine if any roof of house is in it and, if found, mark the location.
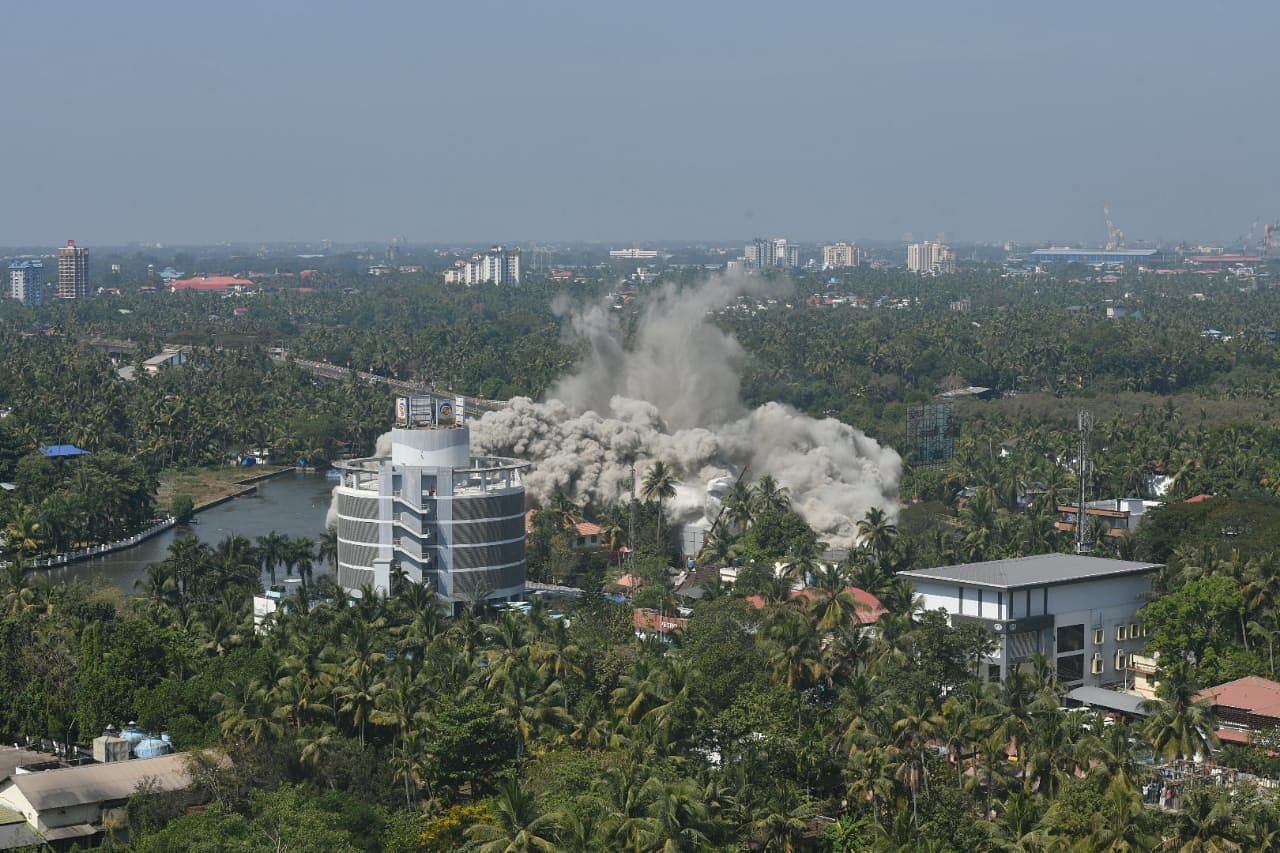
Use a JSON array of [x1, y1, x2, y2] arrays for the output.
[[170, 275, 246, 291], [745, 586, 885, 624], [2, 753, 200, 811], [633, 608, 688, 635], [899, 554, 1159, 591], [1196, 676, 1280, 719], [0, 747, 54, 785]]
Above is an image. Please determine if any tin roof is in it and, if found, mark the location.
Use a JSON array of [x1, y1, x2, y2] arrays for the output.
[[900, 554, 1159, 591]]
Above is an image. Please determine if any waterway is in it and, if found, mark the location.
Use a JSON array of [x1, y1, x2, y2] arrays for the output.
[[44, 472, 336, 594]]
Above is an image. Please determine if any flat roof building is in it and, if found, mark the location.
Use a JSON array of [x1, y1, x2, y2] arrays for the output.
[[0, 752, 208, 848], [1028, 248, 1159, 265], [901, 554, 1159, 686]]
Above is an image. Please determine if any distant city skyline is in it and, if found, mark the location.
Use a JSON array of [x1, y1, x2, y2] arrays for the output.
[[1, 2, 1277, 246]]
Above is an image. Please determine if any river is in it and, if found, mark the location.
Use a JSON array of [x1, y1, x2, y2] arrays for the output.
[[44, 472, 336, 593]]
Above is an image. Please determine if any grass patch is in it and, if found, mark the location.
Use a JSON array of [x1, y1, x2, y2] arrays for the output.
[[157, 465, 289, 510]]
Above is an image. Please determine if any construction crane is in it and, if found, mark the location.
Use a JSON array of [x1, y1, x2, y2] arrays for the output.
[[1103, 204, 1125, 251]]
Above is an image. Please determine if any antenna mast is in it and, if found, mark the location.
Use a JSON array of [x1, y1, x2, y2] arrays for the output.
[[1075, 409, 1094, 555]]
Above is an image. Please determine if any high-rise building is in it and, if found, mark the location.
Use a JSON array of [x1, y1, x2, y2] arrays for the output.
[[8, 260, 44, 305], [452, 246, 521, 285], [57, 240, 89, 299], [822, 242, 860, 270], [331, 396, 528, 610], [745, 237, 797, 269], [906, 241, 955, 274]]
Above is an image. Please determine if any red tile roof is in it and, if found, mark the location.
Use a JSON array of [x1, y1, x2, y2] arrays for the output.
[[1185, 494, 1215, 503], [633, 608, 687, 636], [744, 586, 884, 624], [1196, 676, 1280, 719]]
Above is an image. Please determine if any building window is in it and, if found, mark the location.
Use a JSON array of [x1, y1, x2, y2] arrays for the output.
[[987, 663, 1001, 682], [1057, 654, 1084, 683], [1116, 625, 1128, 641], [1057, 624, 1085, 653], [1093, 628, 1105, 646]]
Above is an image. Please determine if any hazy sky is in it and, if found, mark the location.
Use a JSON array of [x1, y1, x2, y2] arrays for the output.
[[2, 1, 1276, 246]]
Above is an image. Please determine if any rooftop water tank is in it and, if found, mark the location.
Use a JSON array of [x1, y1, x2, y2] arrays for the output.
[[134, 737, 173, 759], [120, 726, 145, 749]]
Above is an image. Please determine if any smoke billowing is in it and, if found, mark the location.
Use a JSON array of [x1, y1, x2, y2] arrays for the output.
[[470, 275, 901, 547]]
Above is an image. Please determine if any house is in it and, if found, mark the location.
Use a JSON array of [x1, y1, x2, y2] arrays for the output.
[[744, 586, 885, 625], [0, 752, 211, 849], [1195, 676, 1280, 745], [142, 346, 191, 375], [1054, 498, 1162, 539], [900, 554, 1159, 686], [524, 509, 606, 551], [633, 608, 688, 639], [169, 275, 247, 293]]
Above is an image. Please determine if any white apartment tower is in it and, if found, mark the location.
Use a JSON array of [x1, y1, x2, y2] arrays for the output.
[[907, 241, 955, 274], [451, 246, 521, 286], [745, 237, 798, 269], [822, 242, 859, 270], [8, 260, 44, 305]]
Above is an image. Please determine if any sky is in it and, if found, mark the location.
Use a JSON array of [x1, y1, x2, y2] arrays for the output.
[[2, 1, 1277, 247]]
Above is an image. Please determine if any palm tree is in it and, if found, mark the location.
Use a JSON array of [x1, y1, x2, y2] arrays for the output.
[[642, 460, 677, 552], [1142, 663, 1217, 763], [317, 525, 338, 574], [752, 475, 791, 516], [1164, 788, 1241, 852], [256, 531, 288, 586], [466, 777, 558, 853], [856, 507, 898, 561]]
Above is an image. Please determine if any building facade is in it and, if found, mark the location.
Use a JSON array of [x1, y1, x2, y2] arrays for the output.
[[821, 242, 859, 270], [56, 240, 89, 300], [449, 246, 521, 285], [332, 397, 528, 609], [745, 237, 798, 269], [8, 260, 43, 305], [906, 241, 954, 274], [900, 554, 1158, 686]]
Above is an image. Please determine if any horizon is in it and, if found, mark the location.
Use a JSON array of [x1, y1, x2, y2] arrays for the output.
[[2, 2, 1277, 246]]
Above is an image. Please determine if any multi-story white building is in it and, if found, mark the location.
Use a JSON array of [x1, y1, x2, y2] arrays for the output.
[[821, 242, 859, 270], [609, 248, 660, 259], [745, 237, 798, 269], [8, 260, 43, 305], [900, 554, 1159, 686], [448, 246, 521, 286], [906, 240, 955, 274], [331, 396, 528, 611]]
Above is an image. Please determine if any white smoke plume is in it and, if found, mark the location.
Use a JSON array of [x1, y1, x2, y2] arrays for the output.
[[470, 274, 901, 548]]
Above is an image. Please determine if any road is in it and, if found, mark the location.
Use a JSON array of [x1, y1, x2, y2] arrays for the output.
[[272, 355, 508, 415]]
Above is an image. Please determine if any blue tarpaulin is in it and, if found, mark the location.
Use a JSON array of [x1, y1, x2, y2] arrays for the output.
[[39, 444, 90, 458]]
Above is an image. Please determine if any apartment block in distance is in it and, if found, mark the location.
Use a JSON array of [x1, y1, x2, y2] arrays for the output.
[[906, 240, 954, 274], [822, 242, 859, 270], [8, 260, 43, 305], [57, 240, 89, 299], [445, 246, 521, 286]]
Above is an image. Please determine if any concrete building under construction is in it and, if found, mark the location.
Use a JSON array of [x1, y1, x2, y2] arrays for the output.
[[332, 395, 528, 610]]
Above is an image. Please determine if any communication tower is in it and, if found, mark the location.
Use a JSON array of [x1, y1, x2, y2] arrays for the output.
[[1075, 409, 1094, 555]]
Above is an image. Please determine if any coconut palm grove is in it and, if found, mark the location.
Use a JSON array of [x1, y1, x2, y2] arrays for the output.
[[2, 254, 1280, 851]]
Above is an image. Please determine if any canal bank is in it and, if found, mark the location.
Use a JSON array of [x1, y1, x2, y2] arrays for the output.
[[44, 471, 335, 593]]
